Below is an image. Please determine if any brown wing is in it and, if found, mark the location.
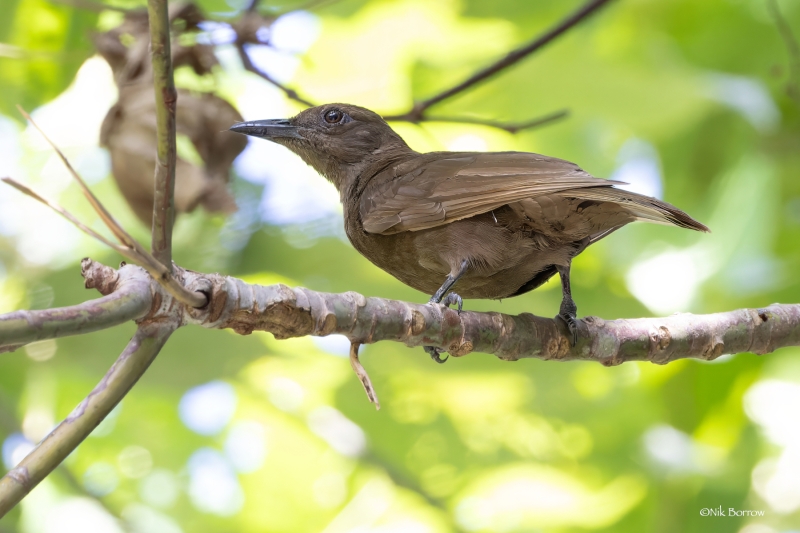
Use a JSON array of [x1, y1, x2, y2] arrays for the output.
[[360, 152, 619, 235], [506, 187, 709, 241]]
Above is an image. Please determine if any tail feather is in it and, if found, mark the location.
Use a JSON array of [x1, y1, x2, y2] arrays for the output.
[[566, 187, 710, 233]]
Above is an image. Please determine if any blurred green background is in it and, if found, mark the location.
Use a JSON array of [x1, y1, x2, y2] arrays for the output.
[[1, 0, 800, 531]]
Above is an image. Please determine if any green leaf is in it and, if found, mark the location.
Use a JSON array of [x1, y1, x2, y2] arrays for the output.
[[0, 0, 98, 118]]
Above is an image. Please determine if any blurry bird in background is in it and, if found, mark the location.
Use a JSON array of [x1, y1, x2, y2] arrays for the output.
[[231, 103, 709, 362]]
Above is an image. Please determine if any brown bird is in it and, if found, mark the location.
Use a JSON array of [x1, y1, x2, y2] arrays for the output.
[[230, 104, 708, 362]]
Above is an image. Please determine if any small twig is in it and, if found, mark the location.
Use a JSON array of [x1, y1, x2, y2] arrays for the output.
[[235, 42, 315, 107], [16, 107, 131, 246], [767, 0, 800, 104], [2, 178, 206, 308], [147, 0, 178, 268], [230, 0, 598, 133], [1, 178, 119, 250], [349, 342, 379, 410], [389, 0, 615, 122], [410, 109, 570, 133], [0, 323, 174, 517], [11, 109, 207, 308]]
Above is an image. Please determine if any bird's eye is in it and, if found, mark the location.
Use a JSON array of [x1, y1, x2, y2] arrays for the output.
[[324, 109, 344, 124]]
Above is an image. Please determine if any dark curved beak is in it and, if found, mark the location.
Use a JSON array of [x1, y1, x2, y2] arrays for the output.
[[229, 119, 303, 140]]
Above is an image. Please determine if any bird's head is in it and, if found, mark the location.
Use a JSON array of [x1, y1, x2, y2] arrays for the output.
[[229, 103, 411, 191]]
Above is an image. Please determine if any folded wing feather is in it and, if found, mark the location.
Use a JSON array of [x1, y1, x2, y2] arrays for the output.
[[360, 151, 708, 236]]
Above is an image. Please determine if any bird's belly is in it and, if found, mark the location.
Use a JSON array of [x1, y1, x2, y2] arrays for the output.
[[345, 216, 568, 300]]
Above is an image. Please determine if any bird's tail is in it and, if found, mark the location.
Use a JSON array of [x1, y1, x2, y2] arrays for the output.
[[568, 187, 710, 233]]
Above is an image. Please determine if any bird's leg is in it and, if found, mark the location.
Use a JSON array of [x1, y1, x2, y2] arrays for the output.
[[556, 262, 579, 346], [425, 260, 468, 364], [429, 261, 468, 305]]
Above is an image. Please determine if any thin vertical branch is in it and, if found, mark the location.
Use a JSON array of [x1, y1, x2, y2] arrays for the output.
[[147, 0, 177, 268], [0, 324, 174, 516]]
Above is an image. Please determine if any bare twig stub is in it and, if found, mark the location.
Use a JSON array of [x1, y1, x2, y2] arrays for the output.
[[146, 0, 178, 268], [349, 342, 380, 410]]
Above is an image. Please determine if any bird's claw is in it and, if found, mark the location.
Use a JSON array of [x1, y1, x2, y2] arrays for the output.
[[424, 291, 461, 362], [557, 312, 579, 346], [424, 345, 448, 364], [441, 292, 463, 313]]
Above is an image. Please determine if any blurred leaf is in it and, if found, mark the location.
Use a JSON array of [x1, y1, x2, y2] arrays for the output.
[[0, 0, 98, 118]]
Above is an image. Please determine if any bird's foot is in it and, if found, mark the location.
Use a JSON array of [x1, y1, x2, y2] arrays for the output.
[[424, 345, 448, 364], [424, 291, 462, 363], [428, 291, 462, 313], [440, 292, 463, 313], [556, 312, 579, 346]]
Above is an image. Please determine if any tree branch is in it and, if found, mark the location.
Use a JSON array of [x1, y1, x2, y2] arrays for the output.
[[10, 260, 794, 367], [235, 41, 316, 107], [0, 323, 174, 517], [0, 257, 796, 514], [230, 0, 603, 132], [0, 260, 152, 353], [147, 0, 178, 268], [387, 0, 615, 123], [405, 109, 570, 133], [179, 271, 800, 364]]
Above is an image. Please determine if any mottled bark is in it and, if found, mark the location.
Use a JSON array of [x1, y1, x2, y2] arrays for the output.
[[3, 260, 798, 366], [179, 269, 800, 364]]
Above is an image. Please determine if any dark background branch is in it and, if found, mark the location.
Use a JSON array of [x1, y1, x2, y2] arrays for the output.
[[234, 0, 611, 132], [384, 0, 615, 123]]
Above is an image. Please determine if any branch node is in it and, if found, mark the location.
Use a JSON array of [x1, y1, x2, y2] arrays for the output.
[[185, 277, 213, 310], [649, 325, 671, 353], [81, 258, 119, 294], [448, 340, 473, 357], [6, 467, 30, 489], [410, 309, 426, 336], [703, 341, 725, 361]]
